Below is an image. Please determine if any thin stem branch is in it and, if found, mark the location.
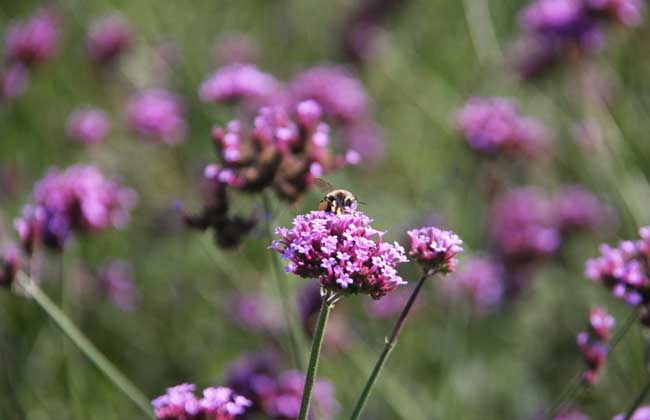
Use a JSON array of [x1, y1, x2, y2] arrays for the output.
[[298, 289, 334, 420], [349, 270, 432, 420], [263, 193, 306, 369], [16, 272, 155, 419], [622, 376, 650, 420]]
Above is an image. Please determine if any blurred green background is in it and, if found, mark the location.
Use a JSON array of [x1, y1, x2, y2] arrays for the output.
[[2, 0, 650, 419]]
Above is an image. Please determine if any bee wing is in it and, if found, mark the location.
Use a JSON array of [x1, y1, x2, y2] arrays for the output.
[[313, 178, 336, 193]]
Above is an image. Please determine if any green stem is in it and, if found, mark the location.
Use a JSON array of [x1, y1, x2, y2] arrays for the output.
[[349, 271, 431, 420], [263, 193, 306, 369], [298, 289, 333, 420], [622, 376, 650, 420], [16, 272, 155, 419]]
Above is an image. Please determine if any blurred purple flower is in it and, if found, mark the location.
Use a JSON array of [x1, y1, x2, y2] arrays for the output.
[[341, 121, 385, 165], [585, 226, 650, 309], [407, 226, 463, 274], [127, 89, 187, 145], [272, 208, 408, 299], [289, 65, 369, 124], [577, 307, 614, 385], [554, 407, 591, 420], [98, 259, 138, 311], [442, 256, 505, 313], [585, 0, 644, 27], [612, 405, 650, 420], [5, 8, 60, 66], [86, 13, 132, 66], [152, 383, 251, 420], [199, 63, 280, 104], [14, 165, 137, 251], [67, 107, 111, 145], [214, 34, 258, 64], [455, 96, 550, 158], [490, 187, 560, 263], [553, 185, 612, 234], [228, 293, 284, 331], [0, 64, 29, 101]]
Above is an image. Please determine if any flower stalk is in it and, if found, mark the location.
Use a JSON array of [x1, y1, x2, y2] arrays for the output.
[[16, 271, 155, 419], [349, 270, 433, 420], [298, 288, 335, 420]]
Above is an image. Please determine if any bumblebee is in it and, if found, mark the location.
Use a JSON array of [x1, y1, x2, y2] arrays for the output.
[[315, 179, 358, 215]]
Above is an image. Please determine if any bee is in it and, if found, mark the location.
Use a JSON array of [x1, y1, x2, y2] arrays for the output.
[[314, 179, 358, 215]]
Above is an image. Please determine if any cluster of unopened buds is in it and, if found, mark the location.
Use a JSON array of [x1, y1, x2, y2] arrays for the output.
[[576, 307, 614, 385]]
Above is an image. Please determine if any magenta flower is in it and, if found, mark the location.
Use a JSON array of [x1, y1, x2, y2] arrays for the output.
[[455, 96, 550, 158], [0, 64, 29, 100], [289, 66, 369, 124], [553, 185, 612, 234], [14, 165, 137, 251], [98, 260, 138, 311], [67, 107, 111, 145], [5, 8, 60, 66], [152, 383, 252, 420], [490, 187, 560, 263], [612, 405, 650, 420], [127, 89, 186, 145], [407, 226, 463, 274], [272, 209, 408, 299], [585, 226, 650, 308], [577, 307, 614, 386], [442, 256, 505, 313], [199, 63, 280, 104], [86, 13, 132, 65]]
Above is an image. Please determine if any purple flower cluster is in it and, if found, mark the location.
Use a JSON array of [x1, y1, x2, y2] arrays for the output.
[[226, 353, 339, 420], [576, 307, 614, 385], [455, 96, 550, 158], [98, 259, 138, 311], [86, 13, 132, 66], [127, 89, 187, 145], [228, 293, 284, 332], [407, 226, 463, 274], [183, 100, 358, 247], [585, 226, 650, 310], [612, 406, 650, 420], [442, 256, 506, 313], [14, 165, 137, 252], [490, 187, 561, 263], [514, 0, 643, 79], [272, 209, 408, 299], [0, 64, 29, 100], [199, 63, 280, 104], [5, 8, 60, 66], [554, 185, 613, 233], [67, 107, 111, 145], [152, 383, 251, 420]]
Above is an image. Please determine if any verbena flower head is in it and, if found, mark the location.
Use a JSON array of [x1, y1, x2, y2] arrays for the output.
[[5, 8, 60, 66], [585, 226, 650, 308], [152, 383, 251, 420], [553, 185, 612, 234], [272, 208, 408, 299], [86, 13, 132, 65], [612, 405, 650, 420], [490, 187, 560, 263], [127, 89, 186, 145], [577, 307, 614, 386], [442, 256, 505, 313], [67, 107, 110, 145], [98, 259, 138, 311], [407, 226, 463, 274], [0, 64, 29, 101], [199, 63, 280, 104], [289, 65, 369, 124], [455, 96, 549, 158], [14, 165, 137, 251]]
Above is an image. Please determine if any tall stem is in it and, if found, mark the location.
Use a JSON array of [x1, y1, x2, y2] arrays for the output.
[[16, 272, 155, 419], [263, 193, 306, 369], [298, 289, 334, 420], [349, 271, 431, 420], [622, 376, 650, 420]]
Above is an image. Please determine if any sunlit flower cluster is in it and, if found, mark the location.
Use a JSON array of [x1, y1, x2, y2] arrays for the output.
[[152, 383, 252, 420]]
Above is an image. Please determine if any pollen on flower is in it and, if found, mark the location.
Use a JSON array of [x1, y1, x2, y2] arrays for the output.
[[272, 208, 408, 299]]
